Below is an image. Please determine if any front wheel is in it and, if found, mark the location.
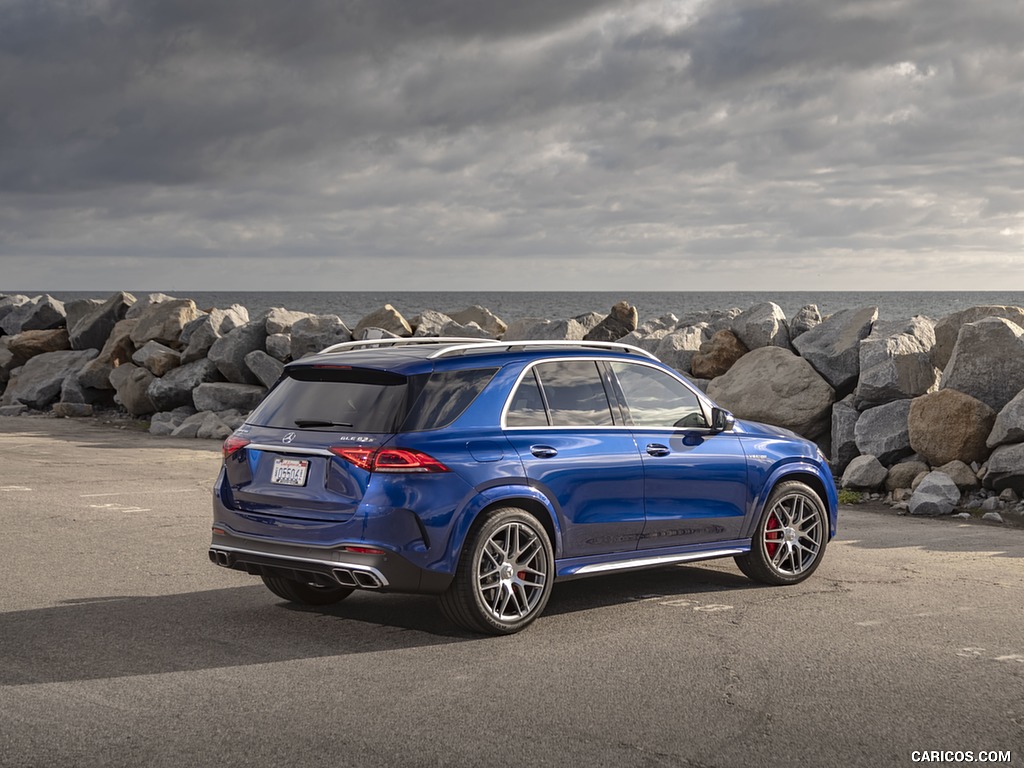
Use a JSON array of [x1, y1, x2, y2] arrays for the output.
[[735, 481, 828, 586], [261, 574, 354, 606], [440, 507, 555, 635]]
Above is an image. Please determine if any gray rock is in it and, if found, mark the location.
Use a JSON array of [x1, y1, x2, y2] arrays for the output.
[[999, 488, 1019, 503], [52, 402, 93, 418], [854, 316, 940, 409], [0, 404, 29, 416], [982, 443, 1024, 494], [196, 411, 233, 440], [690, 330, 749, 379], [449, 306, 507, 337], [503, 318, 587, 341], [854, 400, 913, 466], [170, 411, 207, 438], [265, 333, 292, 362], [617, 329, 669, 354], [129, 299, 200, 348], [265, 307, 312, 335], [68, 291, 136, 351], [76, 319, 138, 390], [731, 302, 790, 350], [0, 295, 30, 328], [937, 460, 980, 490], [831, 395, 860, 475], [841, 455, 888, 490], [180, 305, 249, 363], [108, 362, 157, 416], [60, 375, 108, 406], [707, 346, 835, 440], [573, 311, 605, 334], [792, 306, 878, 393], [208, 320, 268, 384], [125, 293, 177, 320], [412, 310, 455, 337], [244, 350, 285, 389], [149, 410, 189, 436], [131, 341, 181, 377], [986, 388, 1024, 449], [583, 301, 638, 343], [0, 349, 97, 410], [979, 497, 1004, 512], [886, 460, 930, 491], [789, 305, 821, 340], [908, 471, 961, 516], [981, 511, 1004, 523], [439, 320, 494, 339], [636, 313, 679, 335], [217, 409, 248, 430], [64, 299, 104, 337], [0, 294, 66, 335], [193, 382, 267, 413], [353, 327, 403, 341], [940, 317, 1024, 411], [354, 304, 412, 338], [677, 309, 741, 334], [146, 358, 223, 412], [655, 325, 709, 375], [932, 305, 1024, 370], [909, 389, 995, 467], [290, 315, 352, 358]]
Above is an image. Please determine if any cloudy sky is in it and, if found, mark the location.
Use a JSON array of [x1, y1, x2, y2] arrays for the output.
[[1, 0, 1022, 291]]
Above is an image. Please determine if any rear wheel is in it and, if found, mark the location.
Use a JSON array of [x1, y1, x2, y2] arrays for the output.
[[735, 480, 828, 586], [261, 574, 354, 606], [440, 507, 554, 635]]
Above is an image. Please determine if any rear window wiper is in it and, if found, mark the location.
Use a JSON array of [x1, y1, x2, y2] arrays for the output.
[[293, 419, 354, 428]]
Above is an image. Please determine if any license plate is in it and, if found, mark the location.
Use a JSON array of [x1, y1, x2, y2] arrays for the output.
[[271, 458, 309, 486]]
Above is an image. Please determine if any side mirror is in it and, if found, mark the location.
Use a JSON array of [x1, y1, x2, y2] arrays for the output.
[[710, 407, 735, 433]]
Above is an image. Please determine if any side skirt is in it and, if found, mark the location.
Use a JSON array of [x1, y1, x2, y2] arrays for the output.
[[555, 539, 750, 581]]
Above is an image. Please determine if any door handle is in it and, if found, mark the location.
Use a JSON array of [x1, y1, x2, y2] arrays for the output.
[[646, 443, 670, 457], [530, 445, 558, 458]]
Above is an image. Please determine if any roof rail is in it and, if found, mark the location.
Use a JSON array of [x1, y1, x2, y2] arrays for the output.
[[427, 339, 659, 360], [318, 337, 501, 355]]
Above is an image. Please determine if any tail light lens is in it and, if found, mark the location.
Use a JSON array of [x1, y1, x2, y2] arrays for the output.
[[330, 446, 450, 473], [222, 436, 250, 459]]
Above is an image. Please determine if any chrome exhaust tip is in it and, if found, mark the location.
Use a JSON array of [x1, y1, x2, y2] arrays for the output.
[[333, 569, 358, 587], [353, 570, 382, 589]]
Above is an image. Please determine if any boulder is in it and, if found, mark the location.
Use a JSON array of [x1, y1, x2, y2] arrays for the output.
[[290, 315, 352, 359], [5, 329, 71, 361], [937, 460, 980, 490], [207, 320, 268, 384], [885, 460, 930, 491], [678, 309, 741, 335], [908, 471, 961, 516], [939, 317, 1024, 411], [170, 411, 208, 438], [982, 443, 1024, 494], [706, 346, 835, 440], [908, 389, 995, 466], [150, 409, 195, 436], [655, 325, 709, 375], [52, 402, 93, 418], [68, 291, 136, 351], [830, 395, 860, 475], [196, 411, 234, 440], [76, 319, 138, 390], [129, 299, 200, 348], [690, 330, 749, 379], [439, 320, 493, 339], [449, 306, 507, 337], [617, 328, 669, 354], [503, 318, 587, 342], [0, 404, 28, 416], [584, 301, 638, 343], [792, 306, 877, 393], [854, 316, 940, 409], [180, 305, 249, 363], [354, 304, 412, 338], [0, 295, 30, 329], [265, 307, 312, 335], [841, 455, 888, 490], [146, 358, 224, 412], [0, 343, 14, 385], [932, 305, 1024, 370], [987, 389, 1024, 448], [731, 302, 790, 350], [0, 349, 97, 410], [573, 312, 605, 334], [412, 310, 455, 337], [108, 362, 157, 416], [789, 305, 821, 340], [125, 293, 177, 320], [131, 341, 181, 377], [353, 327, 403, 341], [244, 350, 285, 389], [636, 313, 679, 335], [0, 294, 66, 335], [193, 382, 267, 413], [266, 333, 292, 362], [854, 400, 913, 466], [64, 299, 104, 336]]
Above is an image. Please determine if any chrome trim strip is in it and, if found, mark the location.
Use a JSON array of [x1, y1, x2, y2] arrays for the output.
[[429, 339, 659, 360], [567, 548, 746, 576], [318, 337, 500, 355], [209, 545, 390, 587], [247, 443, 336, 457]]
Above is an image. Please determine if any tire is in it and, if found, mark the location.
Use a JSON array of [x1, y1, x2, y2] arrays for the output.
[[735, 480, 828, 586], [261, 574, 354, 606], [440, 507, 555, 635]]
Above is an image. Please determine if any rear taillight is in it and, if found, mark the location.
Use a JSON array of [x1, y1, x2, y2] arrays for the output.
[[222, 436, 250, 459], [330, 446, 450, 473]]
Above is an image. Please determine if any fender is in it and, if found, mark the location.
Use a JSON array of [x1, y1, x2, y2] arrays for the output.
[[436, 482, 562, 575], [746, 458, 839, 539]]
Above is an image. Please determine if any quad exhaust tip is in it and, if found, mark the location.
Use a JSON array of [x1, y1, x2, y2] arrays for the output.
[[333, 568, 383, 589], [208, 549, 231, 567]]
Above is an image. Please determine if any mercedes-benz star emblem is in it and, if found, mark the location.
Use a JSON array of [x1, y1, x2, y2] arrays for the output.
[[282, 432, 296, 444]]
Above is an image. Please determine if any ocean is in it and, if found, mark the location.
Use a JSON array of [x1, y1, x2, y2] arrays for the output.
[[8, 290, 1024, 326]]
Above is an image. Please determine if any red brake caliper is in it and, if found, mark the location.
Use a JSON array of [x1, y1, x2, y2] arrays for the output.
[[765, 512, 782, 557]]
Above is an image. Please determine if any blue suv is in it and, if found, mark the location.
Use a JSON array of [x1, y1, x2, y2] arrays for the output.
[[209, 338, 838, 635]]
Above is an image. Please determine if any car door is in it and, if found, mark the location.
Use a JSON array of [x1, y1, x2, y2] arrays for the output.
[[609, 361, 749, 549], [503, 359, 645, 558]]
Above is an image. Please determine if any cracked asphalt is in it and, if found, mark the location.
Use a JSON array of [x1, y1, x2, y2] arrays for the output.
[[1, 416, 1022, 767]]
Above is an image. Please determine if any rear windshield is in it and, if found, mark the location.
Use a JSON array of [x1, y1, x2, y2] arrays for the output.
[[248, 365, 497, 433]]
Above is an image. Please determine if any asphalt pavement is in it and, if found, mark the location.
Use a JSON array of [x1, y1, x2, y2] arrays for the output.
[[1, 416, 1021, 768]]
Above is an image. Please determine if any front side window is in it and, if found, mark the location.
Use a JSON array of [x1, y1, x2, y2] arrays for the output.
[[534, 360, 614, 427], [611, 362, 707, 429]]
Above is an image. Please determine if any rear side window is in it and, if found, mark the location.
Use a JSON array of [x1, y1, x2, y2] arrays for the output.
[[402, 368, 498, 431], [249, 367, 411, 433], [506, 369, 548, 427], [531, 360, 614, 427]]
